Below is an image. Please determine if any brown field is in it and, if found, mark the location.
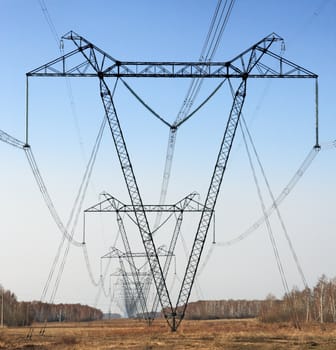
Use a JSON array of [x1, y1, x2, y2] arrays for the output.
[[1, 319, 336, 349]]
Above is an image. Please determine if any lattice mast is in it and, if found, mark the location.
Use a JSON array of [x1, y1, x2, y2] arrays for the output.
[[27, 32, 317, 331], [101, 194, 149, 319]]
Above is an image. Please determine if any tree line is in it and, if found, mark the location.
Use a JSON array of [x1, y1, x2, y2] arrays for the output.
[[3, 275, 336, 325], [183, 275, 336, 323], [260, 275, 336, 324], [0, 285, 103, 326]]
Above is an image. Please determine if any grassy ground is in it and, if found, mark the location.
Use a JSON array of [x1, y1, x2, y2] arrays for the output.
[[1, 318, 336, 349]]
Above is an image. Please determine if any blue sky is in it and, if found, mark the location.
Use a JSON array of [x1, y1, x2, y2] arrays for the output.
[[0, 0, 335, 314]]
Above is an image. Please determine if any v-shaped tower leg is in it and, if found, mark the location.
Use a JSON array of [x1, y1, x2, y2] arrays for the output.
[[98, 78, 174, 320]]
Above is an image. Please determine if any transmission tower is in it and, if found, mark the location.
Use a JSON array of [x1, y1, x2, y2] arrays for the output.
[[102, 247, 173, 320], [27, 31, 317, 331], [87, 192, 211, 321]]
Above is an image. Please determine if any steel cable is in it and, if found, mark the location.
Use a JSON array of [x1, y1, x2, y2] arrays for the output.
[[93, 257, 113, 308], [43, 74, 117, 303], [39, 236, 66, 302], [229, 77, 309, 289], [120, 79, 171, 128], [239, 115, 298, 325], [199, 0, 222, 60], [155, 0, 236, 231], [220, 147, 319, 246], [175, 79, 226, 128], [23, 112, 106, 333], [208, 1, 236, 59], [38, 0, 61, 49], [197, 128, 336, 278], [176, 0, 234, 124], [198, 144, 320, 275], [38, 0, 90, 165], [24, 146, 83, 246], [0, 129, 26, 149], [240, 114, 309, 288], [47, 114, 108, 302], [83, 244, 100, 287], [100, 266, 113, 299], [30, 80, 120, 305]]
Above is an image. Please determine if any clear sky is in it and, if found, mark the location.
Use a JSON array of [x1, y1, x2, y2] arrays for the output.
[[0, 0, 335, 315]]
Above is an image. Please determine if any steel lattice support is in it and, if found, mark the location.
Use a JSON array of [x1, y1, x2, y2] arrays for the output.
[[149, 192, 199, 320], [117, 253, 139, 318], [27, 31, 317, 79], [172, 79, 247, 329], [27, 31, 318, 331], [64, 35, 173, 314], [116, 212, 149, 318], [170, 34, 284, 330], [106, 248, 144, 318], [88, 192, 210, 322], [103, 194, 149, 318], [86, 192, 205, 213], [102, 247, 174, 320], [97, 78, 174, 318]]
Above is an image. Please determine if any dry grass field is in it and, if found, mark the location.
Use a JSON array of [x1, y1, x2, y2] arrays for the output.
[[1, 318, 336, 349]]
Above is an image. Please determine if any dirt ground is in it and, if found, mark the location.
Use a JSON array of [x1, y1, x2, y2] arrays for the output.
[[1, 318, 336, 349]]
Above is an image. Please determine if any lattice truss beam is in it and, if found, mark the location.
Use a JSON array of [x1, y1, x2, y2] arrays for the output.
[[27, 32, 317, 331], [85, 192, 208, 213], [27, 31, 317, 79]]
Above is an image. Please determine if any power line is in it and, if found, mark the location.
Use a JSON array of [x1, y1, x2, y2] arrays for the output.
[[197, 144, 323, 277], [24, 146, 83, 246], [240, 114, 308, 289], [37, 0, 87, 163], [38, 0, 61, 49], [47, 115, 107, 299], [154, 0, 236, 229], [0, 129, 26, 149], [238, 109, 300, 327]]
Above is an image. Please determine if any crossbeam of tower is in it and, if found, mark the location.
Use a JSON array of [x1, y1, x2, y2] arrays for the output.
[[27, 32, 316, 79], [101, 246, 173, 260], [27, 31, 317, 331], [85, 192, 208, 213]]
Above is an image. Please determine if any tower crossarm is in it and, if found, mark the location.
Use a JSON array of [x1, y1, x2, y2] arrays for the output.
[[27, 32, 317, 79], [101, 247, 173, 260], [110, 271, 149, 277], [84, 192, 213, 213]]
